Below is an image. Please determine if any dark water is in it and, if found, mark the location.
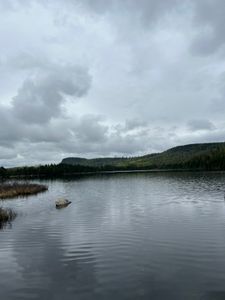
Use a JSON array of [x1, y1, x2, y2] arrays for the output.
[[1, 172, 225, 300]]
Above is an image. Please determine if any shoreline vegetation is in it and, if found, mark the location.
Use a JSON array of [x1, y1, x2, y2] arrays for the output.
[[0, 142, 225, 179], [0, 183, 48, 229], [0, 183, 48, 199], [0, 207, 17, 229]]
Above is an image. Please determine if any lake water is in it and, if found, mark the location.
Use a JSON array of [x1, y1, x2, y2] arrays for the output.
[[1, 172, 225, 299]]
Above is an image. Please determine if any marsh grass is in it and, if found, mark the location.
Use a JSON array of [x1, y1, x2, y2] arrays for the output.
[[0, 183, 48, 199], [0, 207, 16, 229]]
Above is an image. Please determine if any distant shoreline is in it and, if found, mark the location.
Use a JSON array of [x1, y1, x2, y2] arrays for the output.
[[1, 142, 225, 178], [5, 168, 225, 179]]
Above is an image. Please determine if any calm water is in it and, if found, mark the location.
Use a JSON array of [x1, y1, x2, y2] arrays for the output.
[[1, 172, 225, 299]]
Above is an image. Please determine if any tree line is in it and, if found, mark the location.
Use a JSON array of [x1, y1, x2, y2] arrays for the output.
[[1, 145, 225, 178]]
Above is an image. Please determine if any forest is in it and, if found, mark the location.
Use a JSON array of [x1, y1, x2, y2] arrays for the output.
[[1, 142, 225, 178]]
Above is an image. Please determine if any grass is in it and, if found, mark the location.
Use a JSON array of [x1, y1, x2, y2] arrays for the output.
[[0, 182, 48, 199], [0, 207, 16, 229]]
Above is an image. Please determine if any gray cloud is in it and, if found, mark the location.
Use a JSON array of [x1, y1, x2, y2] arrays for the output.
[[1, 1, 225, 166], [0, 147, 16, 160], [187, 119, 216, 132], [191, 0, 225, 55], [74, 0, 180, 23], [75, 115, 108, 143], [12, 65, 91, 124], [72, 0, 225, 56], [124, 119, 148, 131]]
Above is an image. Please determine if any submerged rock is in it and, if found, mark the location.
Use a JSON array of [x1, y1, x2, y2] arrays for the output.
[[55, 199, 71, 208]]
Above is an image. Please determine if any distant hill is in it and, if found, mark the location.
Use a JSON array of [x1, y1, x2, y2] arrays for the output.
[[61, 142, 225, 170], [4, 142, 225, 178], [60, 157, 127, 167]]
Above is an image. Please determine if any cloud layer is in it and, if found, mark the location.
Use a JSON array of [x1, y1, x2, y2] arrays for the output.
[[0, 0, 225, 166]]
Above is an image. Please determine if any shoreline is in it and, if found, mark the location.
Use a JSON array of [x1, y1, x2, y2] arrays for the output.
[[4, 168, 225, 179]]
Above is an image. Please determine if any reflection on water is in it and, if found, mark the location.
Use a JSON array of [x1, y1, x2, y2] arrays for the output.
[[1, 172, 225, 299]]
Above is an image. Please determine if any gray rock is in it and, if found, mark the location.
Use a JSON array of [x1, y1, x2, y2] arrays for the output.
[[55, 198, 71, 208]]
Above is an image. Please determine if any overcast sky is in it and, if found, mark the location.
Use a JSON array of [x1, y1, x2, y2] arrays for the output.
[[1, 0, 225, 166]]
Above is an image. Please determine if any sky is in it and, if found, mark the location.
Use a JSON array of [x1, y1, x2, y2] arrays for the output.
[[0, 0, 225, 167]]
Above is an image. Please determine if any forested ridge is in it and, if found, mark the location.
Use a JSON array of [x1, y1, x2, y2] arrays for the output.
[[61, 142, 225, 170], [1, 142, 225, 178]]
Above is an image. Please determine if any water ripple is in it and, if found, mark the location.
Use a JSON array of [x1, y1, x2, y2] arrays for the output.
[[1, 172, 225, 299]]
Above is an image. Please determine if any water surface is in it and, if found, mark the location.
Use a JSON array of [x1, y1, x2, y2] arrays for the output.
[[1, 172, 225, 299]]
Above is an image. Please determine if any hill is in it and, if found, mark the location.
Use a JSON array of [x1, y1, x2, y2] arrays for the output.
[[61, 157, 127, 167], [4, 142, 225, 179], [61, 142, 225, 170]]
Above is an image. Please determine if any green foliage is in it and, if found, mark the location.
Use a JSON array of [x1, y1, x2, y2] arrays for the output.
[[4, 142, 225, 178], [0, 167, 6, 178], [6, 163, 104, 178]]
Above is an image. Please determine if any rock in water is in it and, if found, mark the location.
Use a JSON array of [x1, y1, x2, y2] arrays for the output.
[[55, 199, 71, 208]]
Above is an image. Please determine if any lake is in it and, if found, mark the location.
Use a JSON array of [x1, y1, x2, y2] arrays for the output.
[[1, 172, 225, 299]]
